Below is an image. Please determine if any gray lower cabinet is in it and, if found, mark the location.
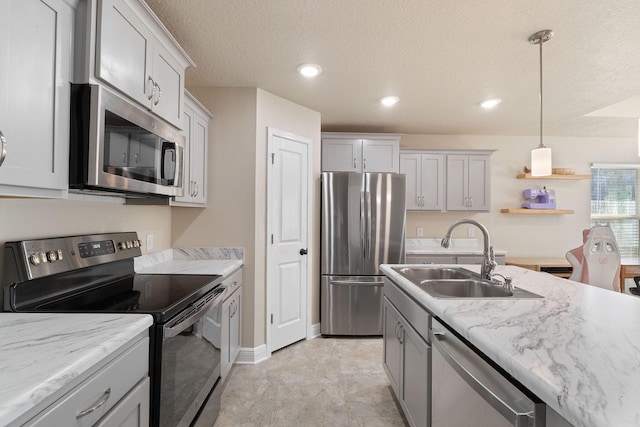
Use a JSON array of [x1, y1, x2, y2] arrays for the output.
[[383, 293, 430, 427], [29, 334, 149, 427], [221, 269, 243, 379]]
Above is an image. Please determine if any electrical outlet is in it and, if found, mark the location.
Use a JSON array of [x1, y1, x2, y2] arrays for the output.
[[146, 233, 154, 251], [467, 227, 475, 238], [417, 227, 424, 237]]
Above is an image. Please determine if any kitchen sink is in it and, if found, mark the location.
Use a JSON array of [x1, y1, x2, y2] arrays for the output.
[[392, 266, 543, 299], [420, 279, 514, 298], [393, 267, 474, 281]]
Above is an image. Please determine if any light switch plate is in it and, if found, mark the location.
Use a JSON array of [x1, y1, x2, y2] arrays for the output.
[[146, 233, 154, 251], [417, 227, 424, 237]]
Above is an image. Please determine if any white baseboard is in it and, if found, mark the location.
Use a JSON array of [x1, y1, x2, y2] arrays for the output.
[[307, 322, 321, 339], [235, 344, 268, 364]]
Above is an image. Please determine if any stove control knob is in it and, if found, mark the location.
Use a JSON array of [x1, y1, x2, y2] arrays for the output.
[[126, 241, 133, 249], [133, 240, 140, 248], [46, 250, 59, 262], [57, 249, 64, 260], [118, 241, 127, 250], [29, 252, 46, 265], [138, 239, 143, 247]]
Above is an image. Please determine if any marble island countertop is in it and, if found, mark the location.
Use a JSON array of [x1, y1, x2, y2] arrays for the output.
[[405, 238, 508, 255], [135, 247, 243, 276], [381, 264, 640, 427], [0, 313, 153, 426]]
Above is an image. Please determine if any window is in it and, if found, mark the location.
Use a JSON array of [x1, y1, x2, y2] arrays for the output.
[[590, 165, 639, 257]]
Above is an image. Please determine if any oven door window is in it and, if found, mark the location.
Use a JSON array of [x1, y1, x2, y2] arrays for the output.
[[160, 301, 222, 426], [103, 110, 177, 185]]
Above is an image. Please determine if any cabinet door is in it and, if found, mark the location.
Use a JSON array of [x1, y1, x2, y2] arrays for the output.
[[0, 0, 72, 195], [362, 139, 399, 172], [421, 154, 445, 211], [321, 139, 361, 171], [190, 112, 208, 205], [467, 155, 490, 211], [446, 155, 469, 211], [383, 298, 402, 396], [229, 289, 242, 364], [95, 377, 150, 427], [150, 43, 184, 128], [400, 154, 422, 210], [402, 322, 430, 427], [97, 0, 153, 108]]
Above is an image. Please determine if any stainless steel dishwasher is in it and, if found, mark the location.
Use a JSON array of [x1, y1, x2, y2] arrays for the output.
[[430, 319, 546, 427]]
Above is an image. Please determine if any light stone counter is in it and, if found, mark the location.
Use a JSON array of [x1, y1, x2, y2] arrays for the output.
[[405, 238, 508, 256], [0, 313, 153, 426], [381, 264, 640, 427], [135, 247, 243, 277]]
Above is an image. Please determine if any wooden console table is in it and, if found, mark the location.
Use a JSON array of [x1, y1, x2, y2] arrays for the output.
[[505, 257, 573, 278], [508, 256, 640, 293]]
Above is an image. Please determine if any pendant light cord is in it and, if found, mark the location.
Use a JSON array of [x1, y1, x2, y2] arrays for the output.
[[539, 39, 545, 149]]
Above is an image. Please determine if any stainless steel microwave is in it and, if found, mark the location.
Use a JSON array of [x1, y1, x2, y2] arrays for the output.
[[69, 84, 184, 197]]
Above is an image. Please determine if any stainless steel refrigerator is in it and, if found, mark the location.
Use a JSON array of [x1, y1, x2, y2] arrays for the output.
[[321, 172, 406, 335]]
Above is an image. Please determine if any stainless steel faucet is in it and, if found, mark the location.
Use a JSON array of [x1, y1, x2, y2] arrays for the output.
[[441, 219, 497, 280]]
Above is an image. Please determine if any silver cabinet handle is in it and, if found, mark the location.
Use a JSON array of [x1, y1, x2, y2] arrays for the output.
[[147, 76, 155, 100], [0, 131, 6, 166], [353, 157, 357, 169], [154, 82, 162, 106], [421, 196, 425, 207], [469, 197, 473, 208], [416, 196, 421, 206], [76, 387, 111, 418], [194, 181, 199, 197], [363, 158, 367, 170]]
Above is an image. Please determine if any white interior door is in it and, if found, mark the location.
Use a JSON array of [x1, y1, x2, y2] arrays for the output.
[[267, 128, 311, 353]]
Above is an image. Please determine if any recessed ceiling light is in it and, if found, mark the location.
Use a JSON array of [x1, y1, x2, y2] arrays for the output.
[[297, 64, 322, 77], [380, 96, 399, 107], [479, 98, 502, 109]]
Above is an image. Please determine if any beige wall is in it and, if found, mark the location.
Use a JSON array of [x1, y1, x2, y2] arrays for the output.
[[0, 197, 172, 307], [171, 87, 321, 349], [401, 134, 638, 257]]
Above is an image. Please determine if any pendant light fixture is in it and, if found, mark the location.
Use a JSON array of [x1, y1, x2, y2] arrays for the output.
[[529, 30, 554, 176]]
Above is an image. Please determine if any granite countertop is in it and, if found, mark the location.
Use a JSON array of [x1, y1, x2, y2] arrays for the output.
[[381, 264, 640, 427], [0, 313, 153, 426], [135, 247, 243, 276], [405, 238, 508, 255]]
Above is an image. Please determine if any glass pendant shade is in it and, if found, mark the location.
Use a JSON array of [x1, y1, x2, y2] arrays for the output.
[[531, 146, 552, 176]]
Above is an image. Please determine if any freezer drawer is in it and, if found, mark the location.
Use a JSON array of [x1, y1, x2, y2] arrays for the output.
[[321, 275, 384, 335]]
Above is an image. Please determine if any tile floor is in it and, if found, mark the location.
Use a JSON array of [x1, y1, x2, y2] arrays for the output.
[[212, 337, 408, 426]]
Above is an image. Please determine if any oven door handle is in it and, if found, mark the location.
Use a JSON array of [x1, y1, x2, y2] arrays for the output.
[[163, 286, 226, 338]]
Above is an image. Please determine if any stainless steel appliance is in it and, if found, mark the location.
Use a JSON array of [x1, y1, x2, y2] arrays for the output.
[[321, 172, 406, 335], [430, 319, 546, 426], [69, 84, 185, 198], [2, 232, 225, 427]]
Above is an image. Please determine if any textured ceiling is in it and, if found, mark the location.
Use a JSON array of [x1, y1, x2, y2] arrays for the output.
[[145, 0, 640, 138]]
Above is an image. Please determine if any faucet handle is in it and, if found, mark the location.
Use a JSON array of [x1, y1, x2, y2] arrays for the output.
[[491, 273, 513, 292]]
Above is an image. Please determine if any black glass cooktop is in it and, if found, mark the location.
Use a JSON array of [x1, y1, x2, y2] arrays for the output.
[[24, 273, 222, 322]]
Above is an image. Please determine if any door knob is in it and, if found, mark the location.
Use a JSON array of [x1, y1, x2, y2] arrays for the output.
[[300, 248, 308, 255]]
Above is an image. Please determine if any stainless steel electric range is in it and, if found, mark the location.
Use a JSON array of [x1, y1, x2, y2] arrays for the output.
[[2, 232, 226, 427]]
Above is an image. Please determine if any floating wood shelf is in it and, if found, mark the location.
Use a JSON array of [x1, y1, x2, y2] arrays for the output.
[[501, 208, 574, 215], [516, 173, 590, 180]]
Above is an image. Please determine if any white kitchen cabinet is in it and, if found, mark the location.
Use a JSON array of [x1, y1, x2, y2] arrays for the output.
[[400, 153, 445, 211], [321, 133, 401, 172], [77, 0, 195, 129], [221, 268, 243, 379], [383, 297, 430, 427], [29, 334, 150, 427], [446, 154, 491, 211], [0, 0, 73, 198], [171, 91, 212, 207]]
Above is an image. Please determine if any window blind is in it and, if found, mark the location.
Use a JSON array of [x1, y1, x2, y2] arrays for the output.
[[590, 166, 639, 257]]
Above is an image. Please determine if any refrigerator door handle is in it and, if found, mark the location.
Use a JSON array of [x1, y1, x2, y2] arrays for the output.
[[360, 188, 366, 259]]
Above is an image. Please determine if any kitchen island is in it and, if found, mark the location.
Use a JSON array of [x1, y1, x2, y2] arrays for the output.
[[0, 313, 153, 426], [381, 264, 640, 427]]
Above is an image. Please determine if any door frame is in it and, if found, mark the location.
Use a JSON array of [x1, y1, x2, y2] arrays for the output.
[[265, 127, 313, 357]]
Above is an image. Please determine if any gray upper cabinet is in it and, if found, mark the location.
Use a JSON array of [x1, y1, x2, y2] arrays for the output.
[[0, 0, 73, 198], [446, 154, 491, 211], [400, 153, 445, 211], [321, 133, 401, 173], [76, 0, 195, 129]]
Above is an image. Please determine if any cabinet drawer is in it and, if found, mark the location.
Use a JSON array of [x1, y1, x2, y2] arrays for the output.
[[223, 268, 243, 297], [30, 337, 149, 427]]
